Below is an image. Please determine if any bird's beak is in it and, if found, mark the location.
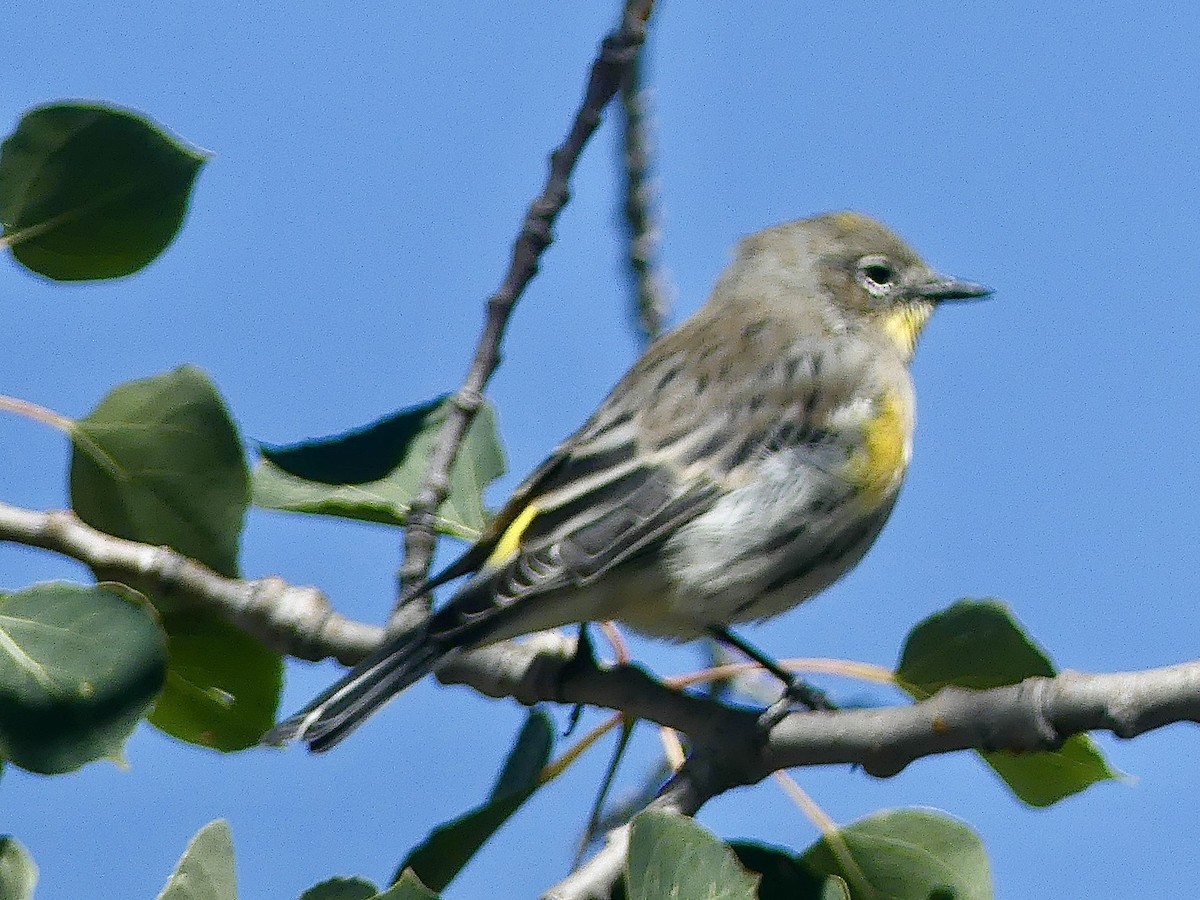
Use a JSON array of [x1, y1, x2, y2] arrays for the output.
[[915, 274, 992, 302]]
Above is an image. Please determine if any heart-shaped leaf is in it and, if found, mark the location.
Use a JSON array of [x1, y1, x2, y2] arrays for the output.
[[896, 600, 1117, 806]]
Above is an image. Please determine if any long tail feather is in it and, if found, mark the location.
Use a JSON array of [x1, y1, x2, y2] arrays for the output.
[[264, 627, 447, 752]]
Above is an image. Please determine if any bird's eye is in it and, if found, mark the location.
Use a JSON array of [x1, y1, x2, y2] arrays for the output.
[[856, 257, 895, 297]]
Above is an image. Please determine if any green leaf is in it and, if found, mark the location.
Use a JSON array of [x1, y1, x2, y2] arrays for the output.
[[0, 102, 206, 280], [148, 610, 281, 751], [157, 820, 236, 900], [729, 842, 828, 900], [301, 876, 380, 900], [896, 600, 1117, 806], [68, 367, 281, 750], [375, 871, 440, 900], [0, 582, 167, 774], [70, 366, 250, 583], [253, 397, 505, 540], [625, 811, 759, 900], [0, 837, 38, 900], [799, 807, 993, 900], [394, 710, 553, 892]]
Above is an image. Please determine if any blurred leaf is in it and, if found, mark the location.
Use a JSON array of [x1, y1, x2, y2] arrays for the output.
[[148, 610, 281, 751], [625, 811, 759, 900], [394, 710, 553, 892], [253, 397, 505, 540], [70, 366, 250, 583], [0, 582, 167, 774], [0, 102, 205, 280], [896, 600, 1116, 806], [157, 819, 236, 900], [0, 837, 38, 900], [800, 808, 992, 900], [819, 875, 852, 900], [301, 877, 379, 900], [375, 871, 439, 900]]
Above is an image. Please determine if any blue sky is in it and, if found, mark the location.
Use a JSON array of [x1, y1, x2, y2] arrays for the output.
[[3, 3, 1199, 898]]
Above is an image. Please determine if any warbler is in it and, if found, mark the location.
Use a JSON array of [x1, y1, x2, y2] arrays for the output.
[[267, 211, 989, 751]]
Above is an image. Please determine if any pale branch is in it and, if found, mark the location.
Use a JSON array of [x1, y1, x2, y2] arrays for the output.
[[0, 501, 381, 665], [393, 0, 657, 617], [541, 661, 1200, 899], [5, 500, 1200, 899]]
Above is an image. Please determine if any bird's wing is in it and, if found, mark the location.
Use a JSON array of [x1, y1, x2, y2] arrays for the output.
[[421, 315, 857, 645]]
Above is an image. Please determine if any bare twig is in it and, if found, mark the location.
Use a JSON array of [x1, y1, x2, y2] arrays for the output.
[[393, 0, 657, 622], [618, 6, 671, 345]]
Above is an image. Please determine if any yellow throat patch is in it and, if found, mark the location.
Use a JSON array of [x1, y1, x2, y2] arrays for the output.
[[846, 392, 912, 499], [880, 301, 935, 361]]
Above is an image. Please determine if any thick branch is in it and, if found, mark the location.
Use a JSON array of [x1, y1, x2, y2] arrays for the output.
[[394, 0, 656, 616], [540, 662, 1200, 899]]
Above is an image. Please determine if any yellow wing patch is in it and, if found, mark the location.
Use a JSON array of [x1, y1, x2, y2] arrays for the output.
[[484, 503, 541, 569], [846, 392, 912, 499]]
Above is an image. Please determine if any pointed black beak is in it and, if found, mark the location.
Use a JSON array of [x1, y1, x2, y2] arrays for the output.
[[915, 274, 992, 302]]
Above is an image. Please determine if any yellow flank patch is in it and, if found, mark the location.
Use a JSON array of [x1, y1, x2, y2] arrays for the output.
[[484, 503, 540, 569], [846, 393, 911, 498], [880, 301, 934, 360]]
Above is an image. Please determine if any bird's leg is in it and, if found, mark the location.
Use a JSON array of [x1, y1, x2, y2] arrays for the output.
[[559, 623, 599, 737], [706, 625, 834, 733]]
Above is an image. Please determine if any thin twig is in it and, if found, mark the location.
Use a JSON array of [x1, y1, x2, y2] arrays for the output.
[[393, 0, 657, 623], [618, 4, 671, 346]]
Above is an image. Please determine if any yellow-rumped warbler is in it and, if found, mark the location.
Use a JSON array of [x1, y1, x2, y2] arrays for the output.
[[268, 211, 989, 751]]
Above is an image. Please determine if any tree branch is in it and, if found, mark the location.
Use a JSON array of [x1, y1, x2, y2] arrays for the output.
[[393, 0, 657, 620], [0, 500, 381, 665]]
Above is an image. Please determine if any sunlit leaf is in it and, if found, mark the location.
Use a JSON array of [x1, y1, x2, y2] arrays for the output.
[[148, 610, 281, 751], [896, 600, 1117, 806], [626, 811, 759, 900], [0, 837, 38, 900], [157, 819, 236, 900], [254, 396, 505, 540], [70, 366, 249, 582]]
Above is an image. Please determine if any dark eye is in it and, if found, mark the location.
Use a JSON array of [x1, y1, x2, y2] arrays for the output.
[[862, 264, 894, 286], [856, 256, 896, 297]]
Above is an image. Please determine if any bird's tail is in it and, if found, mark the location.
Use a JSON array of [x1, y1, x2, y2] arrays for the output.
[[263, 626, 447, 752]]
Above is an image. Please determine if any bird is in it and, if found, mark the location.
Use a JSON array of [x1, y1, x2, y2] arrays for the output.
[[265, 211, 990, 751]]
